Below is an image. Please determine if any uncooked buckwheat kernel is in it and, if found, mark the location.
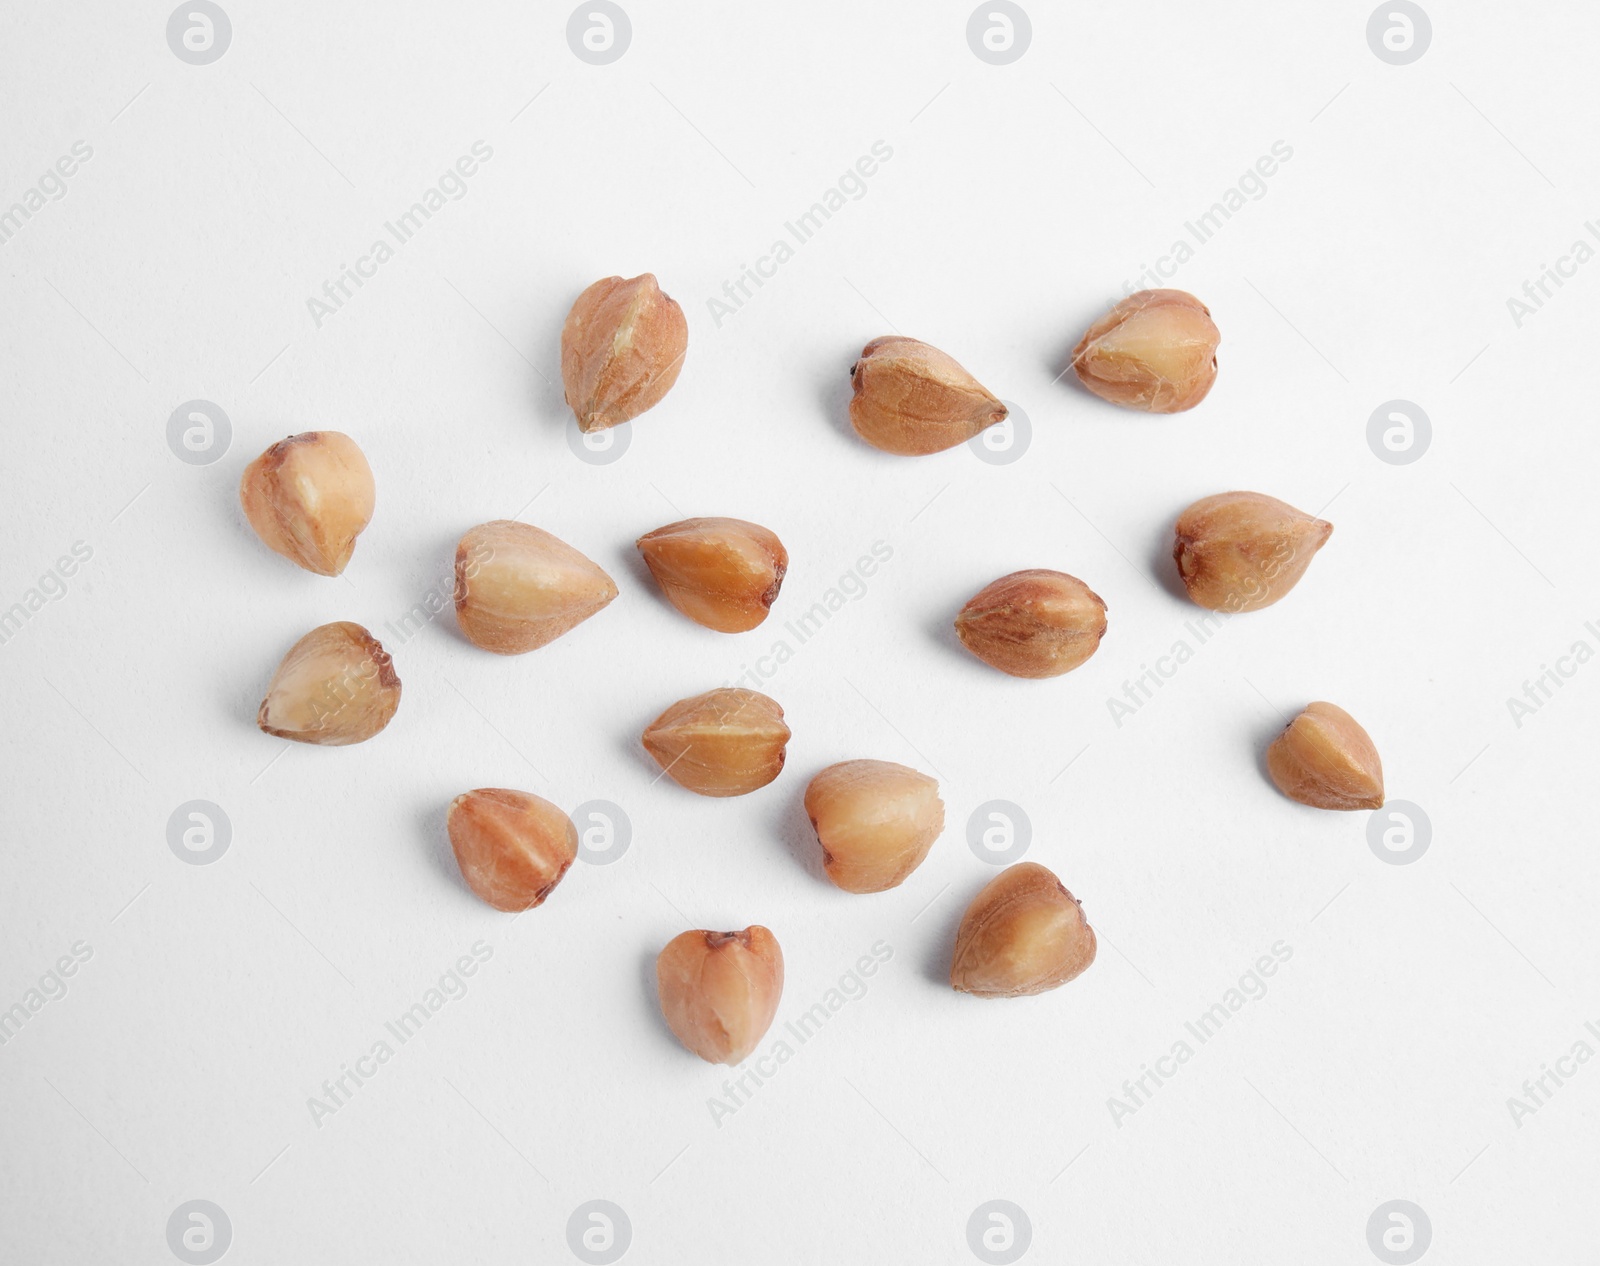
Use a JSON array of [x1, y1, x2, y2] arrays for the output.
[[656, 926, 784, 1064], [950, 862, 1097, 998], [561, 273, 688, 433], [1266, 702, 1384, 810], [804, 759, 944, 893], [240, 431, 375, 576], [453, 520, 618, 654], [1173, 491, 1332, 613], [955, 569, 1108, 678], [447, 788, 579, 912], [642, 688, 789, 797], [637, 517, 788, 633], [257, 621, 400, 745], [848, 336, 1007, 455], [1071, 289, 1220, 413]]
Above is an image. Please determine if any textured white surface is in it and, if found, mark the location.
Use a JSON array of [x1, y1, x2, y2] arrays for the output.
[[1, 2, 1593, 1262]]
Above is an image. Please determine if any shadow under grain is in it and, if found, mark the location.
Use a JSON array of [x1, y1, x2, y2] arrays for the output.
[[420, 797, 475, 903], [1144, 513, 1191, 603], [917, 877, 969, 987], [772, 776, 828, 886], [638, 945, 692, 1060], [818, 359, 855, 442]]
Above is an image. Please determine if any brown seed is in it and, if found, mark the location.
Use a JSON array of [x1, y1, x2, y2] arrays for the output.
[[453, 520, 618, 655], [257, 621, 400, 745], [1173, 491, 1332, 613], [561, 273, 688, 433], [950, 862, 1097, 998], [447, 788, 579, 912], [239, 431, 375, 576], [848, 336, 1007, 455], [642, 688, 789, 797], [1266, 702, 1384, 810], [804, 760, 944, 893], [955, 570, 1108, 679], [1071, 289, 1220, 413], [637, 517, 788, 633], [656, 926, 784, 1064]]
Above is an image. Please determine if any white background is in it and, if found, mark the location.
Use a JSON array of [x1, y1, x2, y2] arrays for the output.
[[2, 1, 1595, 1262]]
